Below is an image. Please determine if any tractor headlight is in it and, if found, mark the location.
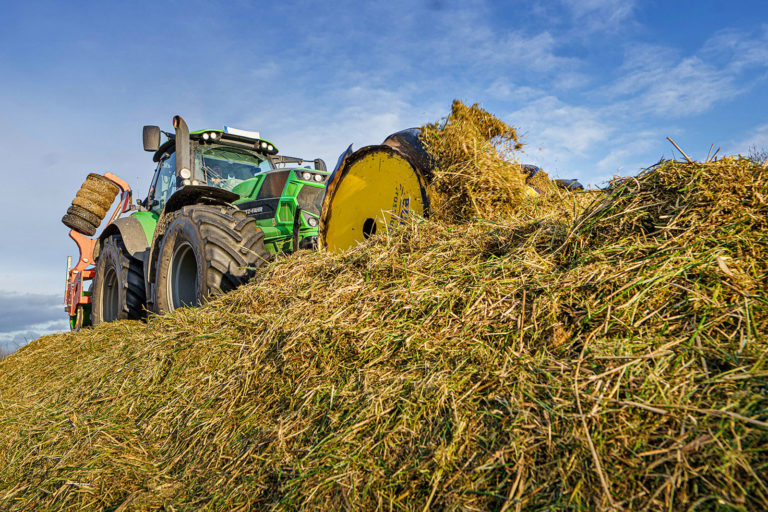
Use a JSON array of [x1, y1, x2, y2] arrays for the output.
[[267, 144, 274, 152], [307, 216, 319, 227], [180, 168, 192, 179], [302, 171, 312, 180], [202, 133, 210, 141], [210, 132, 218, 139], [261, 142, 268, 149], [313, 174, 324, 182]]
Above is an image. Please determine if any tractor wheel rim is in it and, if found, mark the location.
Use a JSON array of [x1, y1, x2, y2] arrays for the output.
[[169, 242, 198, 310], [102, 267, 119, 322]]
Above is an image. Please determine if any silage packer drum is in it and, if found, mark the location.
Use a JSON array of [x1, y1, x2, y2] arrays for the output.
[[319, 129, 433, 252], [61, 173, 132, 329]]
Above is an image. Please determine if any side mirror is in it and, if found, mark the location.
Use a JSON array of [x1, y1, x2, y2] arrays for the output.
[[143, 125, 161, 152], [314, 158, 327, 172]]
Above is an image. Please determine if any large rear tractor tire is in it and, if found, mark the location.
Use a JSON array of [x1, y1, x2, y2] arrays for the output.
[[153, 205, 269, 314], [92, 234, 147, 324]]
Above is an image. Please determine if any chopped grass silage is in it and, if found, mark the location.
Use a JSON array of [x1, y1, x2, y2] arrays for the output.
[[1, 107, 767, 511], [420, 100, 564, 223]]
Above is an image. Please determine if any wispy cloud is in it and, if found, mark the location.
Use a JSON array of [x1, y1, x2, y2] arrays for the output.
[[559, 0, 638, 33], [511, 95, 613, 165], [607, 47, 738, 117], [607, 28, 768, 117], [729, 123, 768, 155], [0, 291, 67, 353], [595, 129, 663, 174], [0, 320, 68, 356], [702, 26, 768, 70], [0, 291, 65, 333]]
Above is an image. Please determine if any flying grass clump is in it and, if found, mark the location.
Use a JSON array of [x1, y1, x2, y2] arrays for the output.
[[420, 100, 562, 223], [1, 121, 767, 509], [420, 100, 526, 221]]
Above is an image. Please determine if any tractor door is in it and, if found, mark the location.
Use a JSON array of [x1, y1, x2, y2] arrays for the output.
[[147, 153, 177, 215]]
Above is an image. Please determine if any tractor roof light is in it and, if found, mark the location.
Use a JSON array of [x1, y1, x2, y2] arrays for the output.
[[199, 131, 220, 144], [307, 216, 319, 227], [301, 171, 312, 180], [224, 126, 261, 139], [313, 174, 323, 182]]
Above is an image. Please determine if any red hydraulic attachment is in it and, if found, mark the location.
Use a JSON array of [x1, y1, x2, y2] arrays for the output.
[[64, 172, 132, 325]]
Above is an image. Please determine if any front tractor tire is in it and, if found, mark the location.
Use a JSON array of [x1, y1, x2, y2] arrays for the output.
[[92, 234, 147, 325], [153, 205, 269, 314]]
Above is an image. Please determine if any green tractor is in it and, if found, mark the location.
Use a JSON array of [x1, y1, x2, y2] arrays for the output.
[[63, 116, 329, 328]]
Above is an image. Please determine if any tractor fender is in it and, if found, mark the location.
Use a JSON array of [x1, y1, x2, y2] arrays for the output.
[[163, 185, 239, 216], [145, 186, 240, 286], [97, 216, 151, 261]]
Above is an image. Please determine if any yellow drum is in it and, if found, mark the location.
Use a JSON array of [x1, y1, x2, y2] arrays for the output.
[[319, 146, 429, 252]]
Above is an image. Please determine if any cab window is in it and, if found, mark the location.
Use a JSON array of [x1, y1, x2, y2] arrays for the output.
[[149, 152, 176, 215], [198, 146, 273, 192]]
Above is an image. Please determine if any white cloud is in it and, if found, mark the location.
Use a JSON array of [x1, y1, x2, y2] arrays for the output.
[[560, 0, 638, 33], [608, 51, 738, 117], [702, 27, 768, 70], [246, 84, 447, 167], [596, 130, 662, 173], [485, 81, 544, 101], [511, 95, 613, 159], [409, 1, 584, 83], [0, 320, 68, 356], [493, 32, 579, 74], [728, 123, 768, 156], [639, 57, 737, 116], [607, 29, 768, 118], [0, 291, 66, 334]]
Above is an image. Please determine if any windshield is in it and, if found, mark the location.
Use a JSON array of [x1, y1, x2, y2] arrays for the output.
[[196, 145, 274, 191]]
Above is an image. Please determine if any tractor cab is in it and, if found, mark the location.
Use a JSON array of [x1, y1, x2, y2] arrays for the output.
[[141, 125, 280, 215]]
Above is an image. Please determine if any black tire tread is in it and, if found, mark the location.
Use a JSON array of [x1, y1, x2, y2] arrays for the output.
[[190, 205, 269, 295], [62, 213, 98, 236], [154, 205, 269, 312], [68, 205, 103, 227], [92, 235, 146, 324], [72, 196, 109, 218], [82, 177, 119, 199], [75, 188, 114, 210]]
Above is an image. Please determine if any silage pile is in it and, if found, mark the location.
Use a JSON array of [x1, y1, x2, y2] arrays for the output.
[[0, 104, 766, 511]]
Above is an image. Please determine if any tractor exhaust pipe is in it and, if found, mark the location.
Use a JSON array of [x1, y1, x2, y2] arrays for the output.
[[173, 115, 192, 187]]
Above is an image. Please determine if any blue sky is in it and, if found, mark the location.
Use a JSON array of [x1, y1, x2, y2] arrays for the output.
[[1, 0, 767, 353]]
